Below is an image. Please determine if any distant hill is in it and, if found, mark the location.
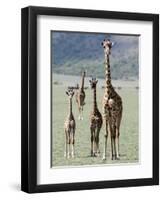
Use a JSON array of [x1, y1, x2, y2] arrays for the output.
[[52, 31, 139, 80]]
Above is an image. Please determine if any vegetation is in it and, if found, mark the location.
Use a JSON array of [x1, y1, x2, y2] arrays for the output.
[[52, 32, 139, 80]]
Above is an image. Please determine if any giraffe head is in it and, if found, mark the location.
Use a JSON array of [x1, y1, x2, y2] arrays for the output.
[[89, 77, 98, 89], [66, 88, 74, 99], [101, 39, 114, 56]]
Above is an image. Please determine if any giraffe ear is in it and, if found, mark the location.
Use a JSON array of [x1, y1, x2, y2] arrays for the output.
[[89, 80, 91, 83], [66, 91, 69, 96], [101, 42, 103, 46]]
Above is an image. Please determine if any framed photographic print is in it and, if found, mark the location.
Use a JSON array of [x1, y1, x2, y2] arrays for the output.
[[21, 6, 159, 193]]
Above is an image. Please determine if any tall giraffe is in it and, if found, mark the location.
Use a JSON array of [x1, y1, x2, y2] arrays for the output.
[[89, 77, 103, 157], [101, 39, 123, 160], [76, 71, 86, 120], [64, 88, 76, 158]]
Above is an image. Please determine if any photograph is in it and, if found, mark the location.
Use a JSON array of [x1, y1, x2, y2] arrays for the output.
[[21, 6, 159, 193], [51, 31, 139, 167]]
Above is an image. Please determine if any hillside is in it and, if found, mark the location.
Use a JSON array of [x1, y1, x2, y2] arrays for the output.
[[51, 31, 139, 80]]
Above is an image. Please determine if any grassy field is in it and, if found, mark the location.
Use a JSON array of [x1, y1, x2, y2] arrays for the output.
[[52, 75, 139, 167]]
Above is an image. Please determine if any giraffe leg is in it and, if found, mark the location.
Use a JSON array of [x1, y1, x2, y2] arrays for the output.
[[90, 127, 94, 156], [78, 107, 81, 120], [93, 131, 96, 156], [71, 131, 75, 158], [102, 119, 109, 160], [111, 124, 117, 160], [115, 137, 120, 160], [95, 127, 101, 156], [115, 128, 120, 160], [110, 136, 114, 160], [77, 101, 80, 120], [115, 112, 122, 159], [94, 132, 98, 157], [81, 106, 84, 120], [113, 136, 117, 160], [108, 120, 114, 160], [64, 130, 68, 158], [67, 132, 71, 159]]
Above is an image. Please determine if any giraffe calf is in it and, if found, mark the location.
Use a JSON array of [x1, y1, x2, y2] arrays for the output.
[[64, 89, 76, 159], [89, 77, 103, 157]]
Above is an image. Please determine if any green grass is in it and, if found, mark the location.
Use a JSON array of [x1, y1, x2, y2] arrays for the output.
[[52, 82, 139, 167]]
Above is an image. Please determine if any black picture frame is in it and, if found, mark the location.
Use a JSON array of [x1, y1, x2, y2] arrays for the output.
[[21, 6, 159, 193]]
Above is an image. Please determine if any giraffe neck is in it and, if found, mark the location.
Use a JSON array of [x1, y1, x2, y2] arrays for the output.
[[93, 87, 97, 112], [104, 54, 112, 90], [69, 98, 73, 116], [80, 74, 85, 90]]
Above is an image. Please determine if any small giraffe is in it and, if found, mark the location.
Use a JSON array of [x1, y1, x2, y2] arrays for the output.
[[64, 88, 76, 158], [101, 39, 123, 160], [89, 77, 103, 157], [76, 71, 86, 120]]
